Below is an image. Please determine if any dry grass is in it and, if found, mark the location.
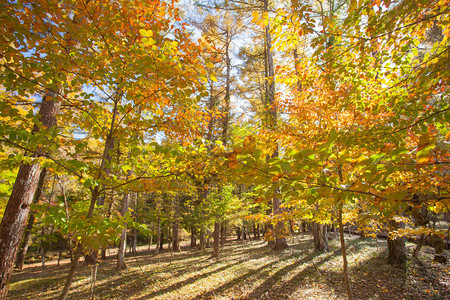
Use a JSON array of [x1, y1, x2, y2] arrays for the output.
[[9, 234, 449, 299]]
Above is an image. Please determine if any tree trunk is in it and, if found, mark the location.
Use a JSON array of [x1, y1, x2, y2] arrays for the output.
[[15, 168, 47, 270], [0, 92, 60, 299], [116, 192, 129, 271], [312, 222, 329, 251], [212, 221, 220, 257], [148, 234, 153, 251], [387, 220, 407, 265], [200, 227, 206, 251], [220, 222, 227, 245], [155, 216, 161, 255], [412, 234, 426, 259], [190, 225, 197, 247], [59, 186, 101, 300], [172, 197, 181, 252], [159, 232, 164, 251], [131, 194, 138, 255], [236, 226, 241, 240], [40, 227, 46, 268], [338, 204, 353, 300], [272, 197, 288, 251]]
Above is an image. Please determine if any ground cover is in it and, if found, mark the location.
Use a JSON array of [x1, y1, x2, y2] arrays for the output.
[[9, 234, 449, 299]]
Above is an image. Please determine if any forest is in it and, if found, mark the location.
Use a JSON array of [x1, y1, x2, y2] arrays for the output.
[[0, 0, 448, 299]]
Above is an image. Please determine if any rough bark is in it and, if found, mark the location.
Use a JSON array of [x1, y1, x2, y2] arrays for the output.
[[312, 222, 329, 251], [387, 220, 407, 265], [14, 168, 47, 270], [0, 92, 60, 299]]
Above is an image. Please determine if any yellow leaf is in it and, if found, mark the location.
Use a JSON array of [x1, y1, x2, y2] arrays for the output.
[[210, 74, 217, 82], [139, 29, 153, 37]]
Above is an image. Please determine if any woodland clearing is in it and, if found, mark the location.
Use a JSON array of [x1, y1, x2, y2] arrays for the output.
[[9, 234, 449, 300]]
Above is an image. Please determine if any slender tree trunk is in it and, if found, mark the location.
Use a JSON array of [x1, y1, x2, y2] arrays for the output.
[[40, 227, 46, 268], [148, 234, 153, 251], [190, 225, 197, 247], [131, 194, 138, 255], [412, 234, 426, 259], [200, 226, 206, 251], [59, 90, 120, 299], [272, 197, 288, 250], [212, 221, 220, 257], [220, 222, 227, 245], [116, 192, 129, 271], [0, 92, 60, 299], [15, 168, 47, 270], [338, 204, 353, 300], [59, 186, 101, 300], [155, 215, 161, 255], [172, 197, 181, 252]]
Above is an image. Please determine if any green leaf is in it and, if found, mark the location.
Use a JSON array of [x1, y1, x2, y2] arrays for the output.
[[281, 161, 293, 175]]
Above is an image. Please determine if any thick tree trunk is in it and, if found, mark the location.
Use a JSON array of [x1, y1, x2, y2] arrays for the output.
[[0, 92, 60, 299], [212, 221, 220, 257], [312, 222, 329, 251], [15, 168, 47, 270], [387, 220, 407, 265]]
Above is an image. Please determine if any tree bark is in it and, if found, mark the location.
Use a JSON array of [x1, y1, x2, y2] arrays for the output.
[[387, 220, 407, 265], [0, 92, 60, 299], [15, 168, 47, 270], [312, 222, 329, 251]]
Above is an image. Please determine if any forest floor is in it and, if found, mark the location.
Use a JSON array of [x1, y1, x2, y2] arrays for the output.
[[9, 234, 449, 300]]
